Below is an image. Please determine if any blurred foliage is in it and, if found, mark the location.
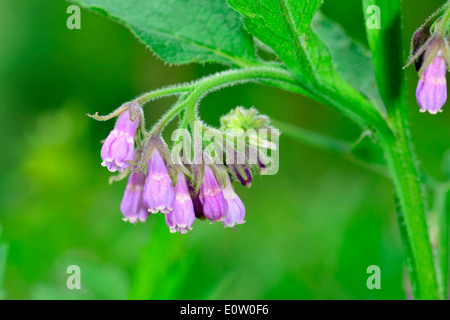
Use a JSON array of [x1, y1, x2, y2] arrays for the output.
[[0, 0, 447, 300]]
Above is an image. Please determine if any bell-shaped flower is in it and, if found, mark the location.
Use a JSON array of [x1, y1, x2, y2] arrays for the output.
[[165, 174, 195, 234], [222, 175, 245, 229], [199, 166, 228, 222], [101, 110, 139, 172], [416, 51, 447, 114], [120, 171, 148, 224], [143, 149, 175, 214]]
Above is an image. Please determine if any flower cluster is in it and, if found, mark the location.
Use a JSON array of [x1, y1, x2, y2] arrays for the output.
[[93, 104, 276, 234]]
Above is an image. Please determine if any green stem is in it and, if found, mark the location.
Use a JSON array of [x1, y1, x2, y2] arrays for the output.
[[136, 65, 391, 145], [362, 0, 440, 299], [136, 84, 194, 105], [380, 108, 439, 300], [183, 67, 301, 129], [181, 66, 391, 146]]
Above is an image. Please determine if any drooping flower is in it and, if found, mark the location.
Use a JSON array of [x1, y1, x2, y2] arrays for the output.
[[120, 170, 148, 224], [222, 175, 245, 229], [199, 166, 228, 222], [101, 109, 139, 172], [416, 51, 448, 114], [165, 174, 195, 234], [143, 149, 175, 214]]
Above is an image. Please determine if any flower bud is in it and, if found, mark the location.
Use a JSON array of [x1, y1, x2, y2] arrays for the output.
[[101, 109, 139, 172], [231, 165, 252, 188], [222, 175, 245, 229], [165, 174, 195, 234], [416, 51, 447, 114], [258, 158, 268, 174], [143, 149, 175, 214], [199, 165, 228, 222], [189, 184, 205, 220], [120, 171, 148, 224], [220, 107, 269, 132]]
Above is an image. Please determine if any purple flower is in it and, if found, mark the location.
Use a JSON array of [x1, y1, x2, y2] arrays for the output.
[[416, 51, 447, 115], [120, 171, 148, 224], [101, 110, 139, 172], [222, 175, 245, 229], [199, 166, 228, 223], [143, 149, 175, 214], [165, 174, 195, 234]]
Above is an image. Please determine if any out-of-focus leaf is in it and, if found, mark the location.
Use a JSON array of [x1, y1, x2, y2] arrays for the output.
[[350, 133, 386, 168], [0, 227, 8, 300], [363, 0, 404, 110], [312, 13, 384, 112], [274, 120, 386, 172], [442, 150, 450, 180], [72, 0, 259, 66]]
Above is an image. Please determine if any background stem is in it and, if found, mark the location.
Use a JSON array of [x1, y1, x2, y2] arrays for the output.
[[435, 184, 449, 299]]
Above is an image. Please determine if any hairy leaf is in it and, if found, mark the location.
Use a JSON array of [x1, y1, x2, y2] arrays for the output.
[[72, 0, 259, 66], [0, 228, 7, 300], [227, 0, 321, 84]]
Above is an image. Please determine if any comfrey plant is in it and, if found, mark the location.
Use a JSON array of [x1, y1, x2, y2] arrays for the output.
[[77, 0, 450, 300]]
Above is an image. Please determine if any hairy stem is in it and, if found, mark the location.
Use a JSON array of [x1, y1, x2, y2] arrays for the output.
[[380, 108, 439, 300], [363, 0, 440, 299], [137, 84, 194, 105], [183, 67, 302, 129]]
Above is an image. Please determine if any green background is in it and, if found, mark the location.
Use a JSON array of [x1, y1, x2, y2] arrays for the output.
[[0, 0, 448, 299]]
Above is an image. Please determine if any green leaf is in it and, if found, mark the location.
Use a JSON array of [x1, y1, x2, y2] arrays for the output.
[[227, 0, 321, 85], [228, 0, 387, 131], [72, 0, 259, 66]]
